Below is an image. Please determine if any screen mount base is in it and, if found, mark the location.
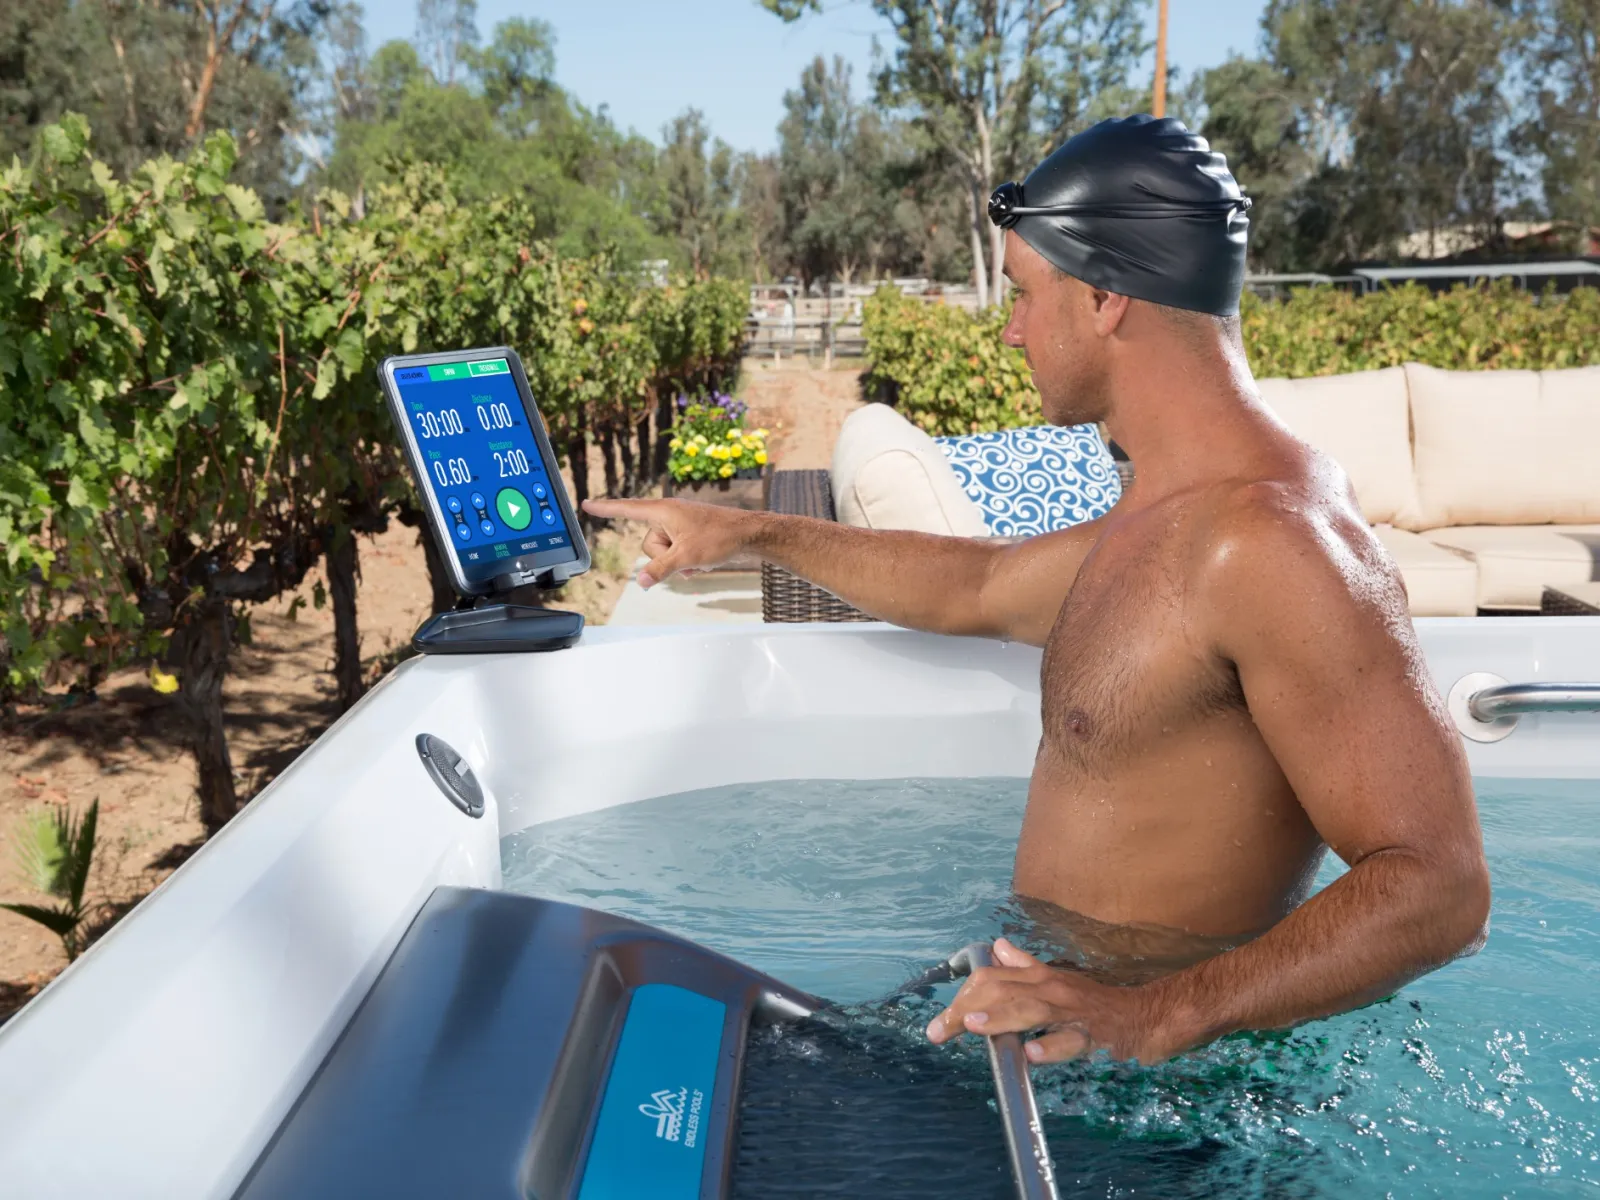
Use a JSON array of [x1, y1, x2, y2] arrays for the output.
[[411, 600, 583, 655]]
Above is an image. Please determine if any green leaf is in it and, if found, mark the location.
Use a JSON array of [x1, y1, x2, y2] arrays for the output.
[[40, 114, 90, 165], [223, 184, 265, 224], [312, 355, 337, 400], [0, 902, 80, 938]]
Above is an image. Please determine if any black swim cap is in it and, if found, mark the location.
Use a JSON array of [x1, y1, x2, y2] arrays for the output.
[[989, 115, 1251, 316]]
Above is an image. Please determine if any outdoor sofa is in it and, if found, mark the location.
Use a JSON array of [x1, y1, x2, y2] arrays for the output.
[[760, 364, 1600, 622]]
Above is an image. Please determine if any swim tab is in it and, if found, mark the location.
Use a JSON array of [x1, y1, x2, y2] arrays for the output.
[[989, 115, 1251, 316]]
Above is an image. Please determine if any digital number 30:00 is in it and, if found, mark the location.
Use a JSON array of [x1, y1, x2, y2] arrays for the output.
[[414, 402, 515, 439]]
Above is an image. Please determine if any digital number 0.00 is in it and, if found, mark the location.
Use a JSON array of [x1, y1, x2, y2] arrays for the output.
[[477, 401, 515, 430], [431, 457, 471, 487], [494, 449, 530, 477], [416, 408, 465, 439]]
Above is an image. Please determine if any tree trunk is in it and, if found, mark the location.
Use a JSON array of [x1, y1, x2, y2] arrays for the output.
[[988, 221, 1007, 310], [638, 403, 656, 490], [654, 392, 675, 479], [170, 597, 238, 833], [967, 180, 990, 309], [394, 505, 455, 614], [619, 413, 638, 496], [418, 530, 457, 615], [568, 408, 592, 535], [326, 526, 364, 713], [598, 420, 620, 498]]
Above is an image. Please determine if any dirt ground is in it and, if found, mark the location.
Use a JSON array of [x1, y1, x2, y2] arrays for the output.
[[0, 363, 863, 1016], [739, 359, 866, 469]]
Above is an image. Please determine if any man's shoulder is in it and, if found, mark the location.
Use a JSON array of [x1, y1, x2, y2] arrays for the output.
[[1192, 475, 1405, 617]]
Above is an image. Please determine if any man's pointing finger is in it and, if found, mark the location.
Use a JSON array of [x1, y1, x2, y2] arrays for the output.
[[582, 497, 654, 520]]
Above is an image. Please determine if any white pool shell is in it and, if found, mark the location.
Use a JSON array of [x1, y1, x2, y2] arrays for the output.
[[0, 618, 1597, 1197]]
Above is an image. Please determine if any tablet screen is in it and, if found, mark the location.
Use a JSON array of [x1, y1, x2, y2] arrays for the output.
[[389, 355, 580, 588]]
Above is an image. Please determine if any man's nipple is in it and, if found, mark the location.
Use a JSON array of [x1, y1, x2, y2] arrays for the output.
[[1062, 707, 1094, 738]]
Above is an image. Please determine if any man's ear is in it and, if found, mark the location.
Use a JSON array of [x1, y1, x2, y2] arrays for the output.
[[1089, 288, 1131, 336]]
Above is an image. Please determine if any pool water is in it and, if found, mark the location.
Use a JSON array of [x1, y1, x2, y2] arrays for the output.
[[501, 777, 1600, 1197]]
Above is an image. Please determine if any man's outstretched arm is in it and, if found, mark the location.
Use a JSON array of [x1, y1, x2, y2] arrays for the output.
[[926, 501, 1489, 1062], [581, 497, 1099, 646]]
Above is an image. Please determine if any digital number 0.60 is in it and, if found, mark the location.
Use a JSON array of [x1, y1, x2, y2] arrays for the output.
[[431, 457, 471, 487]]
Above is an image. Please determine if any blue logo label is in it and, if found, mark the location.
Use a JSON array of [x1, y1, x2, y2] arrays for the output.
[[394, 367, 427, 384], [578, 984, 726, 1200]]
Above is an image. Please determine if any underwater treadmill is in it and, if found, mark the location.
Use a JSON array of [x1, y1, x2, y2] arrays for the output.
[[233, 887, 1061, 1200]]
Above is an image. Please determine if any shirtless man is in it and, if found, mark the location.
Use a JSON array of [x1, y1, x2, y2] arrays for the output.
[[585, 116, 1489, 1065]]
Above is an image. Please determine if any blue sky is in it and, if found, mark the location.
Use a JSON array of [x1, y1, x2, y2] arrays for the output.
[[362, 1, 1268, 153]]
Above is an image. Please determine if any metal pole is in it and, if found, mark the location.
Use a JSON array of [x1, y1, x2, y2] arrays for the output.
[[948, 944, 1061, 1200], [1153, 0, 1169, 118]]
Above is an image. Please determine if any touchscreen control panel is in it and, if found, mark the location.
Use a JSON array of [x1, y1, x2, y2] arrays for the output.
[[391, 357, 577, 586]]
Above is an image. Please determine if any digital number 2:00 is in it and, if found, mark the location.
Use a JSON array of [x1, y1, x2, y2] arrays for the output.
[[431, 457, 471, 487], [494, 449, 531, 477]]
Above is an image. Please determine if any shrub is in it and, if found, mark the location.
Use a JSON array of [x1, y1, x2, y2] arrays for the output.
[[3, 799, 100, 961], [0, 117, 749, 831], [861, 287, 1040, 435], [863, 282, 1600, 436]]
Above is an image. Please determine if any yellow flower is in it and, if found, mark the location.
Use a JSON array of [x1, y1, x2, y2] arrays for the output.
[[754, 450, 768, 465], [726, 429, 740, 440], [669, 437, 682, 450], [149, 665, 179, 694], [719, 464, 734, 478], [685, 444, 699, 457], [693, 434, 708, 445], [755, 428, 769, 438]]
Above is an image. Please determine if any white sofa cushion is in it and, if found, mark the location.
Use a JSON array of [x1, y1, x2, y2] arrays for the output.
[[1370, 526, 1478, 617], [1405, 363, 1600, 529], [830, 404, 989, 535], [1254, 368, 1421, 526], [1421, 524, 1600, 609]]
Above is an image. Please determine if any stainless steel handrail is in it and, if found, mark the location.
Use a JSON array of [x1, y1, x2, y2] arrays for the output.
[[1469, 683, 1600, 722], [949, 943, 1061, 1200]]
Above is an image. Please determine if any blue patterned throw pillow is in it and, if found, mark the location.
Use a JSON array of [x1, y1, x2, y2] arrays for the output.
[[935, 425, 1121, 537]]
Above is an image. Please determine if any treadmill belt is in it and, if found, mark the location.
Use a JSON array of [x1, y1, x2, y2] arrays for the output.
[[732, 1017, 1229, 1199]]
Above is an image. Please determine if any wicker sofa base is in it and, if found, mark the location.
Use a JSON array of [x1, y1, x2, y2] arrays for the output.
[[760, 469, 873, 623]]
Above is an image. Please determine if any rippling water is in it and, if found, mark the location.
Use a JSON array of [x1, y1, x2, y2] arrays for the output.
[[500, 776, 1600, 1197]]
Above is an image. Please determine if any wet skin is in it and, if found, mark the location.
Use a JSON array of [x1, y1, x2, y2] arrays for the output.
[[584, 234, 1490, 1064]]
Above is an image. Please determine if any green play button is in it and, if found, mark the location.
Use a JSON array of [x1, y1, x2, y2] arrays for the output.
[[495, 486, 532, 530]]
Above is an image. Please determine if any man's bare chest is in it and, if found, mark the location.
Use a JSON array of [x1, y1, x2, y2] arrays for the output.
[[1038, 524, 1245, 771]]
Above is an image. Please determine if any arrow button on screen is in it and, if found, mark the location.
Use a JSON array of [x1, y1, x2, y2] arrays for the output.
[[496, 486, 533, 531]]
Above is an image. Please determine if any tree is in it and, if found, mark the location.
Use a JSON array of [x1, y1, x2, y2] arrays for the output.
[[320, 20, 664, 262], [1515, 0, 1600, 239], [765, 0, 1149, 307], [1199, 0, 1522, 270], [415, 0, 478, 86], [0, 1, 334, 209], [656, 108, 743, 278], [777, 56, 898, 288], [733, 151, 786, 281]]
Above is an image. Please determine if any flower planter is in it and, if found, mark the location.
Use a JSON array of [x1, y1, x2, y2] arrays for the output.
[[664, 465, 772, 512]]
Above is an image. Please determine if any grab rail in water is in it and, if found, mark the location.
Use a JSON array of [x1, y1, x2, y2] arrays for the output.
[[1448, 674, 1600, 743], [948, 943, 1061, 1200]]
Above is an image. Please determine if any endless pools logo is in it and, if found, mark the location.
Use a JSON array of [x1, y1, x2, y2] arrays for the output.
[[639, 1086, 705, 1147]]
